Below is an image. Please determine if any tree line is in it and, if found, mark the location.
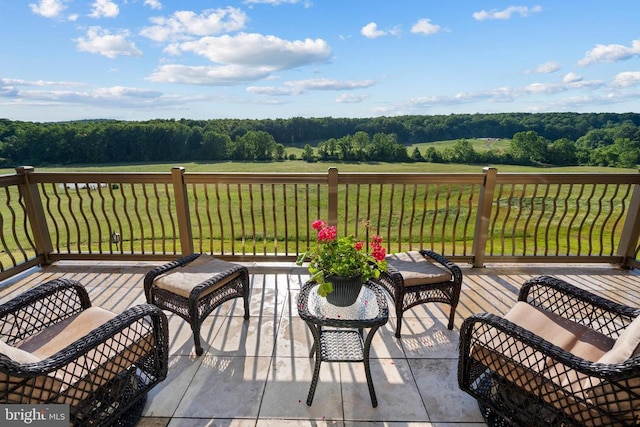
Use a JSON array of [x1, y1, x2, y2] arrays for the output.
[[1, 112, 639, 167]]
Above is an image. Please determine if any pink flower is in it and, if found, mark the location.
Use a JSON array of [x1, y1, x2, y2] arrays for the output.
[[372, 246, 386, 261], [312, 220, 326, 230], [317, 225, 337, 242], [354, 241, 364, 251], [372, 234, 383, 244]]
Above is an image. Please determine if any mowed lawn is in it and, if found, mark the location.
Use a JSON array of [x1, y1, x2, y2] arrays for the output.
[[2, 160, 635, 174]]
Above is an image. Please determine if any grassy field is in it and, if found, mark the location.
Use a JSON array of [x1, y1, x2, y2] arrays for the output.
[[1, 157, 635, 273], [2, 160, 635, 175]]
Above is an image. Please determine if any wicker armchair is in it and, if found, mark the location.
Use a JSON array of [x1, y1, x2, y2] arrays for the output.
[[458, 275, 640, 426], [0, 279, 169, 427]]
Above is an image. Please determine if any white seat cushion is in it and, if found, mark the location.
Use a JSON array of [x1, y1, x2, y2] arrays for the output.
[[19, 307, 117, 359], [583, 315, 640, 421], [0, 339, 40, 364], [386, 251, 452, 286], [154, 254, 242, 298]]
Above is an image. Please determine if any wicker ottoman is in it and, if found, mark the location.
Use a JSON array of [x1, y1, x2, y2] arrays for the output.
[[378, 250, 462, 338], [144, 253, 250, 355]]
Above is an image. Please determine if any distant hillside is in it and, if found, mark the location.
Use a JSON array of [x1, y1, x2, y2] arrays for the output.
[[1, 112, 639, 167]]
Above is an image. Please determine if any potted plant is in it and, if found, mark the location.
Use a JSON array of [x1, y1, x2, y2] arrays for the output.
[[297, 219, 387, 306]]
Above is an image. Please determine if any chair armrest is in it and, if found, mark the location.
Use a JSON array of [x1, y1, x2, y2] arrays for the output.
[[0, 279, 91, 344], [519, 275, 639, 337], [419, 249, 462, 283]]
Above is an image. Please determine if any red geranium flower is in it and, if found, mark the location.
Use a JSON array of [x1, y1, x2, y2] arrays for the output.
[[296, 219, 388, 297]]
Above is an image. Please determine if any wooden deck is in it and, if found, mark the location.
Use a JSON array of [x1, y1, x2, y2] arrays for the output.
[[1, 261, 639, 426]]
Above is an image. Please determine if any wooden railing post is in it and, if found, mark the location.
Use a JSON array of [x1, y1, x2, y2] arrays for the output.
[[616, 171, 640, 267], [172, 166, 194, 255], [472, 167, 497, 267], [15, 166, 53, 264], [327, 167, 338, 227]]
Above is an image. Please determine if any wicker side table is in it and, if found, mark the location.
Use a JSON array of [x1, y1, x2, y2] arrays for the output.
[[144, 253, 250, 356], [297, 280, 388, 407]]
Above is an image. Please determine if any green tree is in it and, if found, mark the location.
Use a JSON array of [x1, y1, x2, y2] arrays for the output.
[[301, 144, 316, 162], [509, 130, 548, 164], [547, 138, 577, 165], [201, 131, 232, 160], [411, 147, 424, 162], [442, 139, 477, 163]]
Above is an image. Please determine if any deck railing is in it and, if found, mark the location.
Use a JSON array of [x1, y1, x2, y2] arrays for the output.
[[2, 166, 640, 281]]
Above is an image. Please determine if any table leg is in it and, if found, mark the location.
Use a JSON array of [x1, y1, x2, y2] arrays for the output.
[[305, 321, 322, 406], [363, 325, 380, 407]]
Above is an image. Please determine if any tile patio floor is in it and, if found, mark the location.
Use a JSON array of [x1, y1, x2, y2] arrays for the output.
[[2, 260, 640, 427]]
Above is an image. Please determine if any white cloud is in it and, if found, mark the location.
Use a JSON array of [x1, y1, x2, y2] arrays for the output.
[[147, 64, 272, 85], [0, 78, 84, 87], [563, 72, 582, 83], [29, 0, 68, 18], [0, 81, 186, 109], [144, 0, 162, 10], [336, 93, 369, 103], [525, 82, 565, 94], [361, 22, 387, 39], [376, 74, 606, 115], [528, 61, 560, 74], [170, 33, 331, 70], [285, 78, 374, 91], [0, 85, 19, 98], [542, 88, 640, 111], [525, 79, 603, 94], [247, 78, 374, 96], [140, 8, 247, 42], [473, 5, 542, 21], [243, 0, 307, 4], [89, 0, 119, 18], [245, 86, 292, 95], [92, 86, 161, 99], [75, 27, 143, 59], [411, 18, 442, 35], [612, 71, 640, 87], [578, 39, 640, 66]]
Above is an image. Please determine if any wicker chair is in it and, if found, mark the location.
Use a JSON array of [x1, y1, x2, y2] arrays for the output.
[[144, 253, 250, 356], [377, 250, 462, 338], [458, 275, 640, 426], [0, 278, 169, 427]]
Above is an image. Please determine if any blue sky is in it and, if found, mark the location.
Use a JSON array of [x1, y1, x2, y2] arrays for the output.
[[1, 1, 640, 122]]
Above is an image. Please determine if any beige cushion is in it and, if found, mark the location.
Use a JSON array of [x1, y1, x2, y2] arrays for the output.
[[386, 251, 452, 286], [0, 339, 40, 364], [505, 302, 614, 363], [582, 315, 640, 422], [17, 306, 155, 407], [471, 302, 628, 424], [472, 302, 613, 388], [0, 307, 118, 404], [154, 254, 242, 298], [596, 315, 640, 364], [19, 307, 117, 359]]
